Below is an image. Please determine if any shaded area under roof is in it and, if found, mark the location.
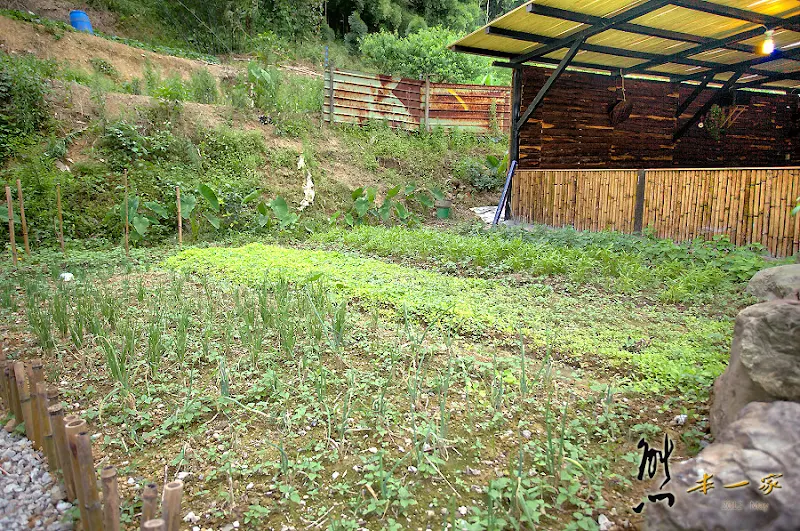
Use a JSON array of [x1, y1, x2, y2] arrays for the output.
[[451, 0, 800, 90]]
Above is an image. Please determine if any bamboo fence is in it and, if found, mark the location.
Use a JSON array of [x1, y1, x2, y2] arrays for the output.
[[512, 167, 800, 257], [1, 358, 184, 531]]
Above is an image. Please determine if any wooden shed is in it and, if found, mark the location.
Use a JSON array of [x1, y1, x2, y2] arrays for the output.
[[452, 0, 800, 257]]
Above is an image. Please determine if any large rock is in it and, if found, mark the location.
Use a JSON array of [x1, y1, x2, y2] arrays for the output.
[[746, 264, 800, 301], [710, 300, 800, 435], [646, 401, 800, 531]]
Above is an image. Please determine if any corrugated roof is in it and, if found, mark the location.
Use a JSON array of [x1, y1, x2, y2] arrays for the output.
[[451, 0, 800, 89]]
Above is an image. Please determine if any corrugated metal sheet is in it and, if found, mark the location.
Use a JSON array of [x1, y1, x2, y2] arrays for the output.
[[323, 69, 510, 133]]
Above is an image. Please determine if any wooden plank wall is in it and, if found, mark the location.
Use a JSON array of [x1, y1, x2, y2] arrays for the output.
[[518, 67, 800, 169], [323, 69, 510, 132], [513, 167, 800, 257]]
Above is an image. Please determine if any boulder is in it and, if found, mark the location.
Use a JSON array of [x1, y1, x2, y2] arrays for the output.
[[746, 264, 800, 301], [646, 401, 800, 531], [710, 300, 800, 435]]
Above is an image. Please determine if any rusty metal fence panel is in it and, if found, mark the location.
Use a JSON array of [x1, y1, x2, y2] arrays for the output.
[[323, 68, 510, 133]]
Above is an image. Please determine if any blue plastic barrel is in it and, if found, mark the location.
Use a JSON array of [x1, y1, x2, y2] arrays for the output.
[[69, 10, 94, 34]]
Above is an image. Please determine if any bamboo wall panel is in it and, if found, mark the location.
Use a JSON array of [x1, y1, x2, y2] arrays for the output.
[[513, 167, 800, 257], [324, 70, 510, 132], [518, 67, 800, 170]]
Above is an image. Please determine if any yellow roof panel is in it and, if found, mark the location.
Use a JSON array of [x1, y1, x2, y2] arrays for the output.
[[451, 0, 800, 90]]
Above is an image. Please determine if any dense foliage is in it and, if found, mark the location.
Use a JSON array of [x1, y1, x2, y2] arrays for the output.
[[0, 54, 52, 162]]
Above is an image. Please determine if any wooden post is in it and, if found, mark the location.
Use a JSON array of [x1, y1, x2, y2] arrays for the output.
[[56, 183, 65, 254], [143, 519, 166, 531], [101, 466, 121, 531], [634, 169, 647, 235], [29, 359, 43, 450], [162, 480, 184, 531], [123, 171, 130, 257], [8, 364, 23, 424], [40, 386, 60, 471], [5, 185, 17, 267], [66, 419, 90, 526], [327, 63, 335, 126], [16, 179, 29, 255], [13, 362, 33, 439], [141, 483, 159, 531], [424, 75, 431, 132], [76, 431, 104, 531], [176, 186, 182, 247], [0, 352, 6, 407], [49, 404, 77, 500]]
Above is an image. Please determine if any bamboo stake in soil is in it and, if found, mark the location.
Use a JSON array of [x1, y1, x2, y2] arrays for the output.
[[13, 362, 33, 439], [0, 353, 6, 407], [76, 431, 104, 531], [123, 170, 129, 257], [29, 359, 43, 450], [41, 386, 60, 471], [48, 404, 76, 501], [141, 483, 159, 530], [143, 519, 166, 531], [8, 364, 22, 425], [101, 466, 121, 531], [161, 480, 184, 531], [5, 185, 17, 267], [65, 419, 90, 526], [176, 186, 182, 246], [56, 183, 65, 254], [16, 179, 29, 255]]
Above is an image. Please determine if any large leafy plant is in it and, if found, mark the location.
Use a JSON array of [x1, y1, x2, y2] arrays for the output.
[[178, 183, 222, 239], [255, 195, 299, 230], [120, 195, 168, 242], [336, 184, 437, 227]]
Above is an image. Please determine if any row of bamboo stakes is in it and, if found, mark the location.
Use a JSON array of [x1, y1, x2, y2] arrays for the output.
[[512, 168, 800, 257], [0, 353, 184, 531], [5, 175, 186, 266]]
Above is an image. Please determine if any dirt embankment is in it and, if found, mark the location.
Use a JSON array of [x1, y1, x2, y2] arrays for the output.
[[0, 14, 238, 81]]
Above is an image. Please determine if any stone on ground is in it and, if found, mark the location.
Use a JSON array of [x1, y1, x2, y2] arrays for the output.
[[746, 264, 800, 301], [646, 401, 800, 531]]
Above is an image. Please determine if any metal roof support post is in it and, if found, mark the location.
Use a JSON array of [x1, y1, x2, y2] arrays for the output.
[[676, 75, 712, 117], [673, 70, 745, 142], [517, 37, 584, 130]]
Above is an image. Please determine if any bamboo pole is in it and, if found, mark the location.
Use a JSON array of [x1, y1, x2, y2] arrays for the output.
[[29, 359, 43, 450], [176, 186, 182, 247], [161, 480, 184, 531], [141, 483, 159, 531], [49, 404, 76, 501], [56, 183, 65, 254], [5, 185, 17, 267], [65, 419, 90, 526], [123, 171, 129, 258], [0, 353, 6, 408], [13, 362, 33, 439], [101, 466, 121, 531], [143, 519, 166, 531], [8, 363, 22, 424], [75, 431, 104, 531], [16, 179, 29, 255], [41, 386, 60, 471], [33, 382, 48, 458]]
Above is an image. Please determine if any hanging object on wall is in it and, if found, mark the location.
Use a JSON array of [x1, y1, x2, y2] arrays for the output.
[[609, 72, 634, 126]]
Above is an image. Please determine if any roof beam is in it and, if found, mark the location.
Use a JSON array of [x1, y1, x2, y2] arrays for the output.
[[624, 26, 766, 75], [673, 70, 744, 141], [511, 0, 673, 64], [676, 75, 712, 117], [517, 37, 585, 130], [671, 0, 800, 32], [487, 26, 726, 70], [526, 2, 757, 54], [678, 48, 800, 82], [737, 71, 800, 88]]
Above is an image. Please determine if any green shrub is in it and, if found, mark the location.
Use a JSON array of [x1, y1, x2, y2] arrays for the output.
[[89, 57, 120, 79], [153, 75, 188, 101], [189, 69, 218, 104], [0, 54, 53, 162]]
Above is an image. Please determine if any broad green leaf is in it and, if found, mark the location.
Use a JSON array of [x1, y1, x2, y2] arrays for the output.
[[256, 214, 270, 228], [354, 197, 371, 218], [365, 187, 377, 203], [486, 155, 500, 167], [269, 196, 290, 219], [403, 183, 417, 196], [143, 201, 168, 219], [0, 210, 20, 224], [198, 184, 220, 212], [257, 201, 269, 217], [415, 192, 434, 208], [793, 204, 800, 216], [344, 212, 354, 227], [204, 212, 221, 230], [180, 194, 197, 219], [279, 212, 299, 229], [351, 187, 364, 201], [385, 185, 401, 199], [378, 200, 392, 222], [131, 215, 150, 237], [120, 196, 139, 223], [394, 202, 409, 220], [430, 186, 446, 201], [243, 189, 260, 204]]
